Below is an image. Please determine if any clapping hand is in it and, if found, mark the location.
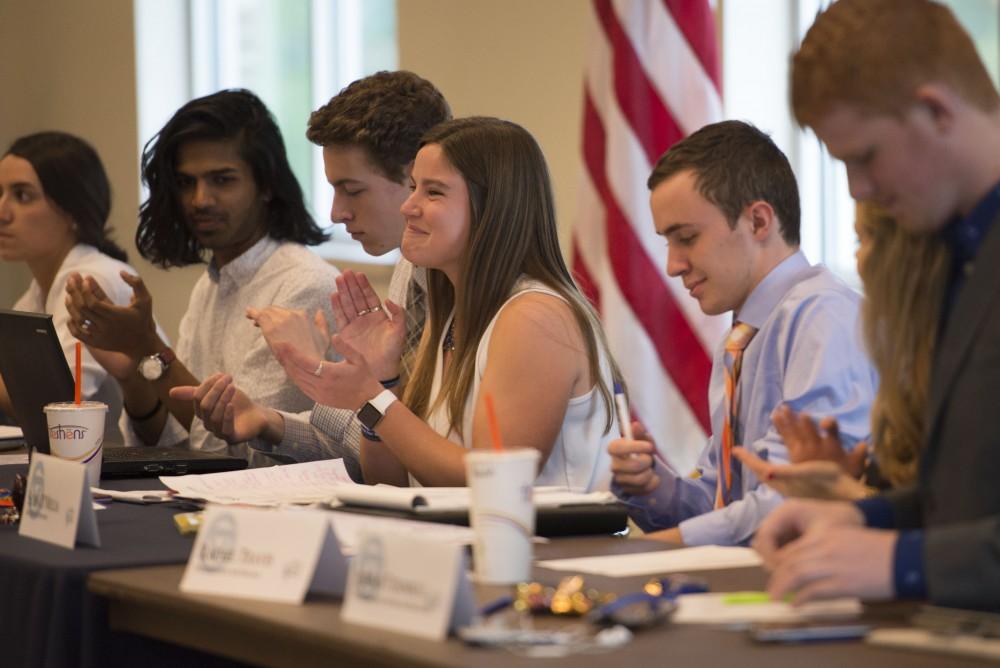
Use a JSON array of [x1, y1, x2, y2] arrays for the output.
[[170, 373, 279, 443], [328, 270, 406, 381], [65, 271, 159, 380], [772, 405, 868, 478], [247, 305, 331, 361], [65, 271, 158, 358], [733, 447, 869, 500], [272, 334, 383, 411]]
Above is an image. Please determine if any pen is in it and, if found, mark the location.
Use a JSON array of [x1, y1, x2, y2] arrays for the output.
[[613, 382, 634, 440], [479, 595, 514, 617]]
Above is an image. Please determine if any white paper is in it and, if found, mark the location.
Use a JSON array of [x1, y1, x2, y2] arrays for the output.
[[181, 505, 349, 603], [0, 425, 23, 440], [161, 459, 355, 506], [673, 592, 862, 625], [92, 487, 173, 504], [328, 510, 475, 555], [19, 453, 100, 549], [341, 529, 474, 641], [332, 484, 616, 512], [0, 453, 29, 465], [537, 545, 763, 577]]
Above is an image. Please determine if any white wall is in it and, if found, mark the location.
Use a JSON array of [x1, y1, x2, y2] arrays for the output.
[[0, 0, 592, 339]]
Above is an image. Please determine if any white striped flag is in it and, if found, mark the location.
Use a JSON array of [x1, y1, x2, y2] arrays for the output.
[[572, 0, 728, 473]]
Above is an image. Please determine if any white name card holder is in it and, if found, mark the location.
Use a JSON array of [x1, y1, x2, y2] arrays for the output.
[[19, 453, 100, 549], [181, 505, 348, 604], [341, 529, 475, 641]]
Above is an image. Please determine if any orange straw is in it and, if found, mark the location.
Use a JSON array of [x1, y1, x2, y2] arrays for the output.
[[74, 341, 82, 405], [483, 392, 504, 452]]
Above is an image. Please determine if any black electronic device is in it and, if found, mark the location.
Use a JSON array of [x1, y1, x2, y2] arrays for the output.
[[0, 309, 247, 478]]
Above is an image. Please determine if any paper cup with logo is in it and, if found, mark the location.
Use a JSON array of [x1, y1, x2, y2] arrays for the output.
[[465, 448, 539, 584], [43, 401, 107, 485]]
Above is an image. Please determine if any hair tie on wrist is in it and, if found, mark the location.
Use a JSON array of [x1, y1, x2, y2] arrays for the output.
[[125, 398, 162, 421]]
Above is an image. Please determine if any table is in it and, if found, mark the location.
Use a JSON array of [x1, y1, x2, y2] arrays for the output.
[[88, 537, 984, 668], [0, 462, 217, 668]]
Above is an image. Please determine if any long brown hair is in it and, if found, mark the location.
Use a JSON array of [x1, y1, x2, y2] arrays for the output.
[[402, 117, 621, 437], [856, 203, 949, 485]]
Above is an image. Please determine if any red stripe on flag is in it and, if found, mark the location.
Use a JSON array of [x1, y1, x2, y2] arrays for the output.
[[582, 91, 712, 432], [661, 0, 721, 93], [593, 0, 684, 165], [572, 242, 602, 313]]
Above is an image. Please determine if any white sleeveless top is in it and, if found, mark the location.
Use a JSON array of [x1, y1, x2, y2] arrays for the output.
[[424, 278, 616, 492]]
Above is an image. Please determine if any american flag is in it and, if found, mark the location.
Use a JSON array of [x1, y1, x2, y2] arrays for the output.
[[572, 0, 727, 473]]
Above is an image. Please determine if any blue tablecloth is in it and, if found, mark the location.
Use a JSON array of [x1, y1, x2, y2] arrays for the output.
[[0, 464, 241, 668]]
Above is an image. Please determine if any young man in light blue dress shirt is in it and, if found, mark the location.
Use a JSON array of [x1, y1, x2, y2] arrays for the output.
[[609, 120, 878, 546]]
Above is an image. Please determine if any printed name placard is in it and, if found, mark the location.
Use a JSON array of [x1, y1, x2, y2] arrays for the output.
[[341, 529, 475, 641], [181, 505, 348, 604], [19, 453, 100, 549]]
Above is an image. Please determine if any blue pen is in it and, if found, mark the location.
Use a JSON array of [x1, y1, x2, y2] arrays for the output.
[[613, 382, 634, 440], [615, 382, 660, 470], [478, 595, 514, 617]]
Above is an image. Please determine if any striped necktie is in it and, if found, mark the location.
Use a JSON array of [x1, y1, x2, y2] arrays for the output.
[[715, 321, 758, 508], [400, 278, 426, 381]]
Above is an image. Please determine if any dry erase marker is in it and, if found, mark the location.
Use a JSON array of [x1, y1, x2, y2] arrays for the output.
[[613, 382, 634, 440]]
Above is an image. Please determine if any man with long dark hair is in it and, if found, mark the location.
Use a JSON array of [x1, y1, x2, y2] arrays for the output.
[[65, 89, 339, 463], [168, 72, 450, 481]]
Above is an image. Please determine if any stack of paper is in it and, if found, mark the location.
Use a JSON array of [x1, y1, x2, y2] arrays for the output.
[[0, 426, 27, 461], [673, 592, 862, 625], [331, 484, 617, 512], [160, 459, 355, 505], [537, 545, 764, 577]]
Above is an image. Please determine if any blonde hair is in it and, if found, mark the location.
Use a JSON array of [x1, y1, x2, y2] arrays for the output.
[[856, 204, 949, 485], [402, 117, 622, 437], [792, 0, 999, 127]]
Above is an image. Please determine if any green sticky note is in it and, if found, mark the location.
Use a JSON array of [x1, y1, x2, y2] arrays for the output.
[[722, 591, 773, 605]]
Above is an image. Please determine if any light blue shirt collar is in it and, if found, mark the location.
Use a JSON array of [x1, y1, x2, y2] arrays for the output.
[[733, 250, 810, 329]]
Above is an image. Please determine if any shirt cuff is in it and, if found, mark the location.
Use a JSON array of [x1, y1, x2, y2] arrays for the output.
[[856, 495, 896, 529], [677, 514, 717, 546], [611, 482, 671, 533], [677, 508, 750, 546], [893, 530, 927, 599]]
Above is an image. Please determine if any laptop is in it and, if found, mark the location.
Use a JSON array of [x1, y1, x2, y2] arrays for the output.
[[0, 309, 247, 478]]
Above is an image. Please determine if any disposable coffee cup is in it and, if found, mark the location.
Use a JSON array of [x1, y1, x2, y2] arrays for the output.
[[43, 401, 107, 485], [465, 448, 540, 584]]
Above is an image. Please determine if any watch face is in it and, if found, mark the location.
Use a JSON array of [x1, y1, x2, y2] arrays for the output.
[[138, 356, 164, 381], [357, 402, 383, 430]]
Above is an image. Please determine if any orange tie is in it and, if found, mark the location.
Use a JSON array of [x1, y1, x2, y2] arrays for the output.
[[715, 322, 758, 509]]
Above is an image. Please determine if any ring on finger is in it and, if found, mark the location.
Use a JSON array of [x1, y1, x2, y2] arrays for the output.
[[82, 318, 93, 332], [355, 307, 372, 317], [369, 304, 383, 313], [312, 362, 324, 378]]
